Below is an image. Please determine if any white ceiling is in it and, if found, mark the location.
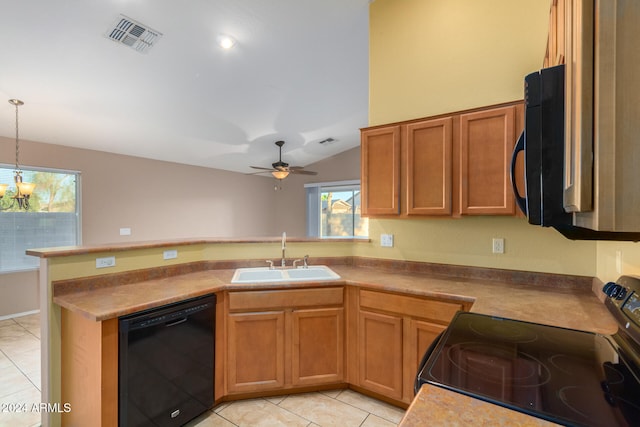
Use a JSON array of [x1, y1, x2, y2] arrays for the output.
[[0, 0, 370, 174]]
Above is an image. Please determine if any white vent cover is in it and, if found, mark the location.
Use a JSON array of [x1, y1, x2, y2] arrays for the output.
[[106, 15, 162, 53]]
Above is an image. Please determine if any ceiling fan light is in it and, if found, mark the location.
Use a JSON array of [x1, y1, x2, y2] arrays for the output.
[[218, 34, 236, 49], [271, 170, 289, 180]]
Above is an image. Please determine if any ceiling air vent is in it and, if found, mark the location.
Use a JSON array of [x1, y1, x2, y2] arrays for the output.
[[106, 15, 162, 53]]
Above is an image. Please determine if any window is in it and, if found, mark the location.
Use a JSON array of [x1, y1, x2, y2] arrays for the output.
[[305, 180, 368, 238], [0, 165, 81, 273]]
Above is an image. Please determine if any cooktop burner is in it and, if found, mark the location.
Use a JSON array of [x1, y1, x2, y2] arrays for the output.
[[417, 311, 640, 427]]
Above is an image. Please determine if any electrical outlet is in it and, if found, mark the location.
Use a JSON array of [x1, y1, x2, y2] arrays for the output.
[[96, 256, 116, 269], [380, 234, 394, 247], [163, 250, 178, 260], [120, 227, 131, 236], [492, 238, 505, 254]]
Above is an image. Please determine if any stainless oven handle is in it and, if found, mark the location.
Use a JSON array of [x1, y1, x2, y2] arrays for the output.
[[510, 131, 527, 216]]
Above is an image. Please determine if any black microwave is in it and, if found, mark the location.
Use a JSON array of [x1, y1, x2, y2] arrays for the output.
[[510, 64, 640, 241]]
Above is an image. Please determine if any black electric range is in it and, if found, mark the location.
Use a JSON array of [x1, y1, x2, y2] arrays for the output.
[[415, 275, 640, 427]]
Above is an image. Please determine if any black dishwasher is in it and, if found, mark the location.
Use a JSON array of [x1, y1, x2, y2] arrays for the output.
[[119, 294, 215, 427]]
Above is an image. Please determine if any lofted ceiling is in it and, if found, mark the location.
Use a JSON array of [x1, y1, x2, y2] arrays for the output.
[[0, 0, 369, 174]]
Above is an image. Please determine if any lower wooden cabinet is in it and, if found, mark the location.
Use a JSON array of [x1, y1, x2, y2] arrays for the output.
[[292, 307, 344, 386], [223, 286, 471, 405], [227, 311, 286, 393], [356, 289, 470, 404], [358, 310, 404, 400], [224, 288, 345, 395]]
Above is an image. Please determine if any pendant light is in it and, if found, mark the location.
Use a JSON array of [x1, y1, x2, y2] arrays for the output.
[[0, 99, 35, 211]]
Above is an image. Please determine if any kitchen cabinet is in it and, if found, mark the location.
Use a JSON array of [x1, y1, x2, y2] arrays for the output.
[[562, 0, 593, 214], [361, 101, 523, 218], [355, 289, 471, 404], [459, 106, 517, 215], [406, 117, 453, 215], [544, 0, 566, 67], [224, 287, 345, 395], [60, 308, 118, 427], [358, 309, 404, 400], [227, 310, 286, 392], [292, 307, 344, 386], [568, 0, 640, 232], [360, 125, 401, 215]]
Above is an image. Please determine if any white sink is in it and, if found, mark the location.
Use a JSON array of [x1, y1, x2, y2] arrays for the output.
[[231, 265, 340, 284]]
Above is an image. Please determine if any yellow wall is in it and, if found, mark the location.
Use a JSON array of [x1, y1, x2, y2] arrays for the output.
[[597, 242, 640, 283], [370, 0, 551, 124], [367, 0, 598, 277]]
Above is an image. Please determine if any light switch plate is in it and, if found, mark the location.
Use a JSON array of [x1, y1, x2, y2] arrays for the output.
[[120, 227, 131, 236], [380, 234, 394, 247]]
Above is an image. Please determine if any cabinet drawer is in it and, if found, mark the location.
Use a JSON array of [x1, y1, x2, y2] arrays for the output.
[[229, 287, 343, 312], [359, 289, 462, 324]]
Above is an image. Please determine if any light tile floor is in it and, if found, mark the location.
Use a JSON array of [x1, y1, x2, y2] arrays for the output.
[[0, 313, 42, 427], [187, 389, 405, 427], [1, 312, 405, 427]]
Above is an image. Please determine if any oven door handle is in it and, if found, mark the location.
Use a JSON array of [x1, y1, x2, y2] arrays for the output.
[[414, 329, 447, 395]]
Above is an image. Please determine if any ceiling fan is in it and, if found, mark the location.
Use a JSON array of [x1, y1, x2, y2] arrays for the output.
[[250, 141, 318, 179]]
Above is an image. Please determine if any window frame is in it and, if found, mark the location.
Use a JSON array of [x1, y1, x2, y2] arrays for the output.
[[304, 179, 367, 239], [0, 163, 82, 274]]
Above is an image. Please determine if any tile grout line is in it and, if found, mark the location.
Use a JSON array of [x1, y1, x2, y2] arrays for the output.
[[330, 389, 402, 426], [9, 323, 41, 392], [267, 395, 317, 426]]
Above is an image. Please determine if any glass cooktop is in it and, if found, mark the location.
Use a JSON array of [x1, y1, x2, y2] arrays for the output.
[[417, 312, 640, 427]]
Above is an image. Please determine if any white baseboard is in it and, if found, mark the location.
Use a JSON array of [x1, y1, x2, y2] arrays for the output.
[[0, 309, 41, 321]]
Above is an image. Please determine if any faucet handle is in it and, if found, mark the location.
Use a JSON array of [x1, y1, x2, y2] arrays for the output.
[[303, 255, 309, 268], [265, 260, 274, 270]]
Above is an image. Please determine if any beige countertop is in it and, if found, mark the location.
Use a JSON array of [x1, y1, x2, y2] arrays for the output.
[[400, 385, 560, 427], [53, 264, 617, 334]]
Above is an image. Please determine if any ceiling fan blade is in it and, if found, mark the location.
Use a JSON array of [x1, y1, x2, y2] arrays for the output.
[[290, 169, 318, 175], [250, 166, 275, 171]]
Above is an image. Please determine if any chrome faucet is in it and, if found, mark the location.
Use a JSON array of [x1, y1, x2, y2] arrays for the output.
[[281, 231, 286, 267]]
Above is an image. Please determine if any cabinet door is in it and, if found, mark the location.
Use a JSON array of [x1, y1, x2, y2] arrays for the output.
[[406, 117, 453, 215], [563, 0, 593, 213], [403, 319, 447, 400], [227, 311, 285, 393], [545, 0, 566, 67], [291, 307, 344, 386], [358, 310, 403, 400], [361, 126, 401, 215], [459, 106, 516, 215]]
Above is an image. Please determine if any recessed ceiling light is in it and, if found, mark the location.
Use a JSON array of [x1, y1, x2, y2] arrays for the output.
[[217, 34, 236, 49]]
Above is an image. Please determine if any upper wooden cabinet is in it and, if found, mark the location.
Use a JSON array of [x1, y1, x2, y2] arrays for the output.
[[544, 0, 566, 67], [406, 118, 453, 215], [459, 106, 517, 215], [361, 101, 524, 218], [361, 125, 401, 215]]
